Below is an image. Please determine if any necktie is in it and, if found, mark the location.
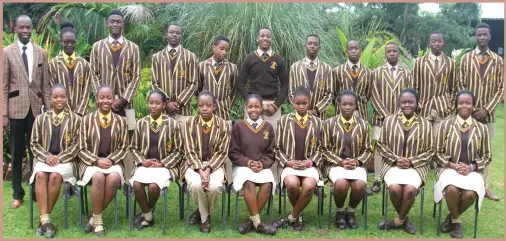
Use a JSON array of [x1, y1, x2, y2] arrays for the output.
[[252, 122, 258, 129], [53, 116, 60, 125], [308, 61, 316, 71], [344, 122, 351, 130], [261, 52, 269, 59], [351, 64, 358, 89], [352, 65, 358, 74], [22, 46, 29, 75], [390, 67, 396, 79], [169, 49, 176, 57], [299, 118, 304, 125], [434, 58, 440, 74], [103, 116, 108, 126], [151, 122, 157, 129], [203, 123, 209, 129]]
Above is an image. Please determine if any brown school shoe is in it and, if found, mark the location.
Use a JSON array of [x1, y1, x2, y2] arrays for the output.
[[449, 223, 463, 239], [378, 219, 402, 231], [36, 222, 47, 236], [44, 222, 57, 238], [11, 199, 23, 209], [238, 220, 253, 234], [440, 214, 452, 233], [371, 180, 381, 193], [346, 212, 359, 229], [200, 215, 211, 233], [485, 189, 499, 201], [189, 209, 201, 225], [255, 222, 277, 235], [335, 211, 347, 230], [402, 217, 416, 235], [93, 226, 105, 237], [84, 215, 94, 233], [135, 215, 155, 230], [271, 216, 293, 229]]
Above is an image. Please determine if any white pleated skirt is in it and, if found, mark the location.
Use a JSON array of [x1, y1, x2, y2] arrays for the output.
[[29, 162, 76, 186], [280, 167, 321, 189], [328, 166, 367, 184], [129, 166, 172, 189], [383, 167, 422, 189], [77, 164, 124, 186], [231, 166, 276, 195], [433, 168, 485, 210]]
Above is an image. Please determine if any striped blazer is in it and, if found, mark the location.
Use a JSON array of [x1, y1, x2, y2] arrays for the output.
[[30, 110, 82, 178], [197, 58, 238, 120], [458, 50, 503, 123], [152, 46, 198, 116], [332, 63, 373, 120], [320, 115, 373, 177], [89, 38, 140, 109], [130, 115, 183, 180], [434, 116, 491, 180], [3, 42, 50, 119], [77, 111, 129, 179], [181, 115, 230, 179], [49, 53, 95, 116], [413, 53, 457, 119], [377, 114, 433, 184], [371, 64, 413, 127], [289, 59, 334, 119], [275, 113, 323, 179]]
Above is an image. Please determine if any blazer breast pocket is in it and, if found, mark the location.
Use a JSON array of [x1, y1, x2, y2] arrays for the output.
[[37, 63, 43, 67], [8, 90, 19, 99]]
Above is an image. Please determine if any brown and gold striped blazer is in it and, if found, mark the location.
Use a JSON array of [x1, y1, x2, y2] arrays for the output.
[[320, 115, 373, 177], [275, 113, 323, 179], [130, 115, 183, 180], [289, 59, 334, 119], [77, 111, 129, 179], [413, 53, 457, 119], [197, 58, 238, 120], [458, 50, 503, 123], [30, 110, 81, 178], [371, 64, 413, 127], [181, 115, 230, 179], [152, 46, 198, 116], [49, 53, 95, 116], [434, 116, 491, 180], [377, 113, 433, 184], [90, 38, 140, 109], [333, 63, 373, 120]]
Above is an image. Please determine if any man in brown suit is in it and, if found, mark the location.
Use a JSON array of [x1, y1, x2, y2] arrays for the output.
[[3, 15, 50, 209]]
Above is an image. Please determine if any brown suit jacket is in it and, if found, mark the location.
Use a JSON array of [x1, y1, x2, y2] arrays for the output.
[[90, 38, 140, 109], [333, 63, 373, 120], [434, 117, 491, 179], [30, 110, 81, 178], [130, 115, 183, 180], [3, 42, 50, 119], [77, 111, 129, 178], [49, 53, 95, 116]]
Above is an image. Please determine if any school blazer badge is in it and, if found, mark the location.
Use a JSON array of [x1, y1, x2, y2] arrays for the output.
[[318, 79, 325, 89], [65, 132, 72, 145], [442, 75, 448, 84], [79, 75, 85, 85], [263, 131, 269, 140], [311, 137, 317, 146], [166, 139, 172, 152], [179, 69, 186, 80], [357, 134, 363, 150], [270, 62, 277, 70]]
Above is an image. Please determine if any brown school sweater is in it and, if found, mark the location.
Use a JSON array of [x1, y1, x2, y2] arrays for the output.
[[229, 120, 275, 168]]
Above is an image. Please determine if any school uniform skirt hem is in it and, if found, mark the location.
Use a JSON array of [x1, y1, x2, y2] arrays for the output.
[[383, 167, 422, 189], [280, 167, 321, 189], [77, 164, 124, 186], [328, 166, 367, 184], [129, 166, 172, 189], [29, 162, 77, 186], [231, 167, 276, 195], [433, 168, 485, 210]]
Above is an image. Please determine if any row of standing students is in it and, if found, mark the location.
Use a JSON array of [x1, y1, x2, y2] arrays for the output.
[[3, 10, 502, 238]]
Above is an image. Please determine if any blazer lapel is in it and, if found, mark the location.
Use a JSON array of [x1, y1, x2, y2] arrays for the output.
[[299, 61, 309, 88], [382, 66, 396, 90], [93, 112, 102, 154], [206, 58, 218, 85], [470, 52, 482, 80], [288, 114, 296, 151], [172, 48, 183, 76], [423, 55, 436, 80], [395, 116, 405, 152], [208, 117, 218, 154], [32, 47, 40, 81], [482, 54, 496, 82], [467, 119, 477, 150], [57, 55, 71, 87], [218, 60, 229, 84], [60, 113, 70, 150], [12, 44, 30, 82], [393, 68, 405, 90], [451, 120, 462, 161], [43, 112, 52, 150]]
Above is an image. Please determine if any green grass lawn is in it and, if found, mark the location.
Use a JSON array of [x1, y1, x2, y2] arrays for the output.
[[3, 105, 504, 239]]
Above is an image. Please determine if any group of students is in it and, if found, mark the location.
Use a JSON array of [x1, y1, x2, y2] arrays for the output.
[[3, 9, 502, 239]]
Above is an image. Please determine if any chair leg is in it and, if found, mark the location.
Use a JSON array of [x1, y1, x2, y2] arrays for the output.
[[317, 186, 322, 229], [474, 197, 478, 238], [234, 189, 239, 231], [320, 187, 325, 215], [278, 184, 282, 214], [78, 185, 83, 228], [228, 183, 232, 217], [64, 183, 69, 229], [163, 187, 167, 235], [283, 186, 287, 217], [384, 186, 388, 227], [381, 183, 385, 216], [222, 184, 226, 231], [30, 184, 34, 229], [114, 193, 118, 231], [269, 185, 273, 224], [125, 185, 130, 219], [420, 188, 424, 235], [130, 197, 135, 231], [185, 184, 190, 231], [84, 185, 89, 216], [328, 184, 333, 229], [437, 200, 442, 236], [176, 181, 183, 221], [364, 194, 368, 231], [432, 202, 436, 218]]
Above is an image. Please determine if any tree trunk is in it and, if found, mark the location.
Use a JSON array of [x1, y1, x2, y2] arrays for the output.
[[401, 4, 409, 45]]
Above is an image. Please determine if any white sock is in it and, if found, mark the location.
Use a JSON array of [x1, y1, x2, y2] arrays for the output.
[[40, 214, 51, 224], [249, 214, 261, 228]]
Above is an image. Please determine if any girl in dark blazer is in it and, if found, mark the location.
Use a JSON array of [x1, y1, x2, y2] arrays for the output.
[[129, 90, 183, 230], [321, 90, 372, 230], [29, 84, 81, 238], [182, 90, 230, 233], [272, 86, 323, 231], [78, 84, 129, 237], [433, 90, 490, 238], [229, 93, 277, 235], [377, 88, 433, 235]]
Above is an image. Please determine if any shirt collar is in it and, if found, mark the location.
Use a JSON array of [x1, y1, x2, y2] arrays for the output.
[[347, 60, 361, 69], [200, 115, 214, 127], [387, 62, 399, 71], [247, 117, 263, 128], [150, 114, 164, 127], [256, 48, 273, 57], [63, 52, 76, 62], [98, 111, 112, 123], [456, 115, 472, 127], [475, 47, 491, 56], [52, 110, 66, 121], [340, 114, 355, 126], [17, 40, 33, 50], [429, 52, 443, 62], [304, 57, 319, 66], [167, 44, 181, 53], [401, 113, 416, 126], [108, 35, 124, 45], [295, 112, 309, 124], [211, 57, 225, 66]]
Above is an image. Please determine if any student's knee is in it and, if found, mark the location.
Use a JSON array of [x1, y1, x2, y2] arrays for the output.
[[92, 172, 105, 185], [208, 183, 222, 195], [333, 179, 349, 192], [36, 172, 48, 182], [148, 184, 160, 195], [444, 185, 459, 196], [301, 178, 317, 196], [133, 181, 144, 191], [351, 180, 367, 193], [284, 176, 300, 192], [48, 172, 63, 185], [106, 173, 121, 189], [461, 190, 477, 201], [404, 185, 417, 200], [388, 184, 403, 198]]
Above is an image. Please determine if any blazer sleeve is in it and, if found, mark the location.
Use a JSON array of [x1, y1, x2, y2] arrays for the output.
[[230, 64, 239, 105], [78, 117, 100, 165], [89, 43, 101, 93], [288, 63, 297, 105], [474, 124, 491, 172], [58, 116, 82, 163], [434, 121, 451, 167], [130, 120, 146, 166], [321, 119, 343, 164], [42, 50, 51, 108], [228, 123, 250, 167], [356, 121, 373, 165], [176, 52, 198, 107], [3, 51, 10, 117], [207, 122, 231, 172], [408, 121, 434, 168], [274, 118, 291, 167], [314, 67, 334, 114], [308, 120, 323, 168], [183, 119, 203, 170], [75, 63, 93, 116], [371, 70, 390, 119], [483, 57, 504, 113], [448, 60, 458, 111], [236, 56, 250, 101], [121, 45, 140, 104], [274, 57, 289, 108], [160, 122, 184, 169], [107, 117, 129, 164], [30, 115, 51, 162]]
